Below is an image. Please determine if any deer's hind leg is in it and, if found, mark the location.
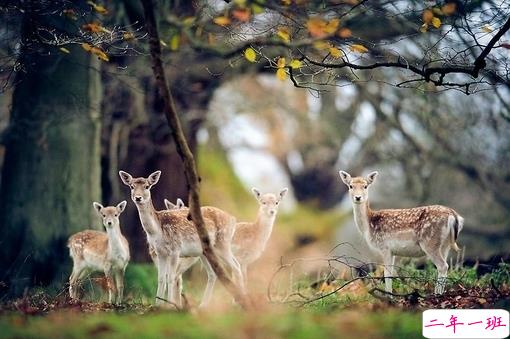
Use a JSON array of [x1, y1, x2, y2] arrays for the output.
[[420, 243, 449, 294]]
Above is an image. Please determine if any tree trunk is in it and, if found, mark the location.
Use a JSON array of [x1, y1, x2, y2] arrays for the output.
[[141, 0, 252, 309], [0, 13, 101, 295]]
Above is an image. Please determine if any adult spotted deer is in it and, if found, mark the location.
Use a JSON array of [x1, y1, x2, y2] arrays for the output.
[[119, 170, 243, 308], [232, 188, 288, 285], [68, 201, 130, 304], [339, 170, 463, 294]]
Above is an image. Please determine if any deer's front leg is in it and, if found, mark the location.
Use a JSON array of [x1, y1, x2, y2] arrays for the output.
[[156, 256, 168, 305], [114, 268, 125, 305], [166, 254, 179, 308], [104, 267, 116, 304]]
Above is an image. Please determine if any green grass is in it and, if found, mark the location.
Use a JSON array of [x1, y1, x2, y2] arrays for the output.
[[0, 308, 422, 339]]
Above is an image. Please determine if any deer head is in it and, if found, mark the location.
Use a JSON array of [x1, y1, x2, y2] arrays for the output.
[[93, 201, 127, 228], [339, 170, 378, 204], [164, 198, 186, 210], [119, 170, 161, 205], [252, 187, 288, 217]]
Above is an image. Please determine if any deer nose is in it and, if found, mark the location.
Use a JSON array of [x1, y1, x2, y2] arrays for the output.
[[107, 221, 112, 226], [134, 196, 142, 202], [354, 196, 362, 202], [269, 210, 276, 215]]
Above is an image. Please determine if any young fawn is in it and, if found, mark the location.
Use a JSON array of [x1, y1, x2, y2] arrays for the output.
[[119, 170, 244, 308], [68, 201, 130, 304], [339, 170, 463, 294], [167, 188, 287, 296], [232, 188, 288, 285]]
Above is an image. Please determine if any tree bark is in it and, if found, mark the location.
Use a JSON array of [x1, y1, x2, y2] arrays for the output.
[[140, 0, 251, 309], [0, 12, 101, 295]]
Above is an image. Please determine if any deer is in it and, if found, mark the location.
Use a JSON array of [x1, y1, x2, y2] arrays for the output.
[[339, 170, 463, 294], [68, 201, 130, 304], [119, 170, 244, 308], [167, 188, 288, 295], [232, 188, 288, 285]]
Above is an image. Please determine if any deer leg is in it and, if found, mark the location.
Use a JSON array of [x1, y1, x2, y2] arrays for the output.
[[217, 246, 246, 294], [382, 251, 394, 293], [155, 256, 168, 306], [421, 244, 449, 294], [114, 269, 125, 305], [104, 268, 116, 304], [166, 254, 179, 308], [198, 254, 217, 308], [69, 266, 82, 299]]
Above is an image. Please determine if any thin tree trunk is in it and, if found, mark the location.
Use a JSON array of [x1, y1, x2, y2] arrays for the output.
[[140, 0, 252, 309]]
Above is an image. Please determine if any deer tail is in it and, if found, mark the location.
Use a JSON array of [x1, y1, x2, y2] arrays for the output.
[[448, 213, 463, 252]]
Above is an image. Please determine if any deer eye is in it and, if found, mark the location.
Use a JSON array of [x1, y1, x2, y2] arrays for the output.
[[276, 202, 279, 205], [364, 185, 368, 189], [144, 185, 149, 189], [130, 185, 134, 189], [349, 185, 353, 190], [114, 214, 118, 217]]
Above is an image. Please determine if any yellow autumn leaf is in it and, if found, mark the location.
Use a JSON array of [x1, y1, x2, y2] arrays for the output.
[[276, 68, 287, 81], [313, 40, 331, 50], [81, 43, 93, 52], [87, 1, 108, 15], [82, 43, 109, 62], [170, 35, 180, 51], [324, 18, 340, 34], [244, 47, 257, 62], [82, 22, 111, 34], [234, 0, 247, 7], [213, 16, 231, 26], [123, 32, 135, 40], [277, 57, 286, 68], [251, 4, 264, 14], [350, 44, 368, 53], [277, 27, 291, 42], [422, 9, 433, 24], [307, 17, 329, 38], [289, 59, 302, 69], [481, 25, 493, 33], [182, 17, 195, 26], [329, 47, 343, 58], [281, 0, 291, 5], [442, 3, 456, 15], [431, 17, 441, 29], [59, 47, 70, 54]]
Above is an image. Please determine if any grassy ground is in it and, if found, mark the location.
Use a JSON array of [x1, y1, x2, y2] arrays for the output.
[[0, 263, 507, 339]]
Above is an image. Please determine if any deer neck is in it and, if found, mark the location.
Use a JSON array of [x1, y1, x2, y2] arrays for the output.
[[106, 224, 126, 255], [134, 200, 161, 237], [254, 209, 276, 247], [352, 200, 371, 235]]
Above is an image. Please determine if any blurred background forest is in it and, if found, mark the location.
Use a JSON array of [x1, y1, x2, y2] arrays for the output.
[[0, 0, 509, 308]]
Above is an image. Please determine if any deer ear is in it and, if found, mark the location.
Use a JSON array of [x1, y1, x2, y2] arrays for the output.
[[252, 188, 261, 199], [176, 198, 185, 209], [148, 170, 161, 186], [339, 171, 352, 186], [93, 202, 104, 215], [164, 198, 175, 210], [279, 188, 288, 199], [119, 171, 132, 185], [117, 200, 127, 213], [366, 171, 378, 185]]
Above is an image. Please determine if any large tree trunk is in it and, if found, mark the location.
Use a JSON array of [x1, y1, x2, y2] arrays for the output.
[[0, 13, 101, 295]]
